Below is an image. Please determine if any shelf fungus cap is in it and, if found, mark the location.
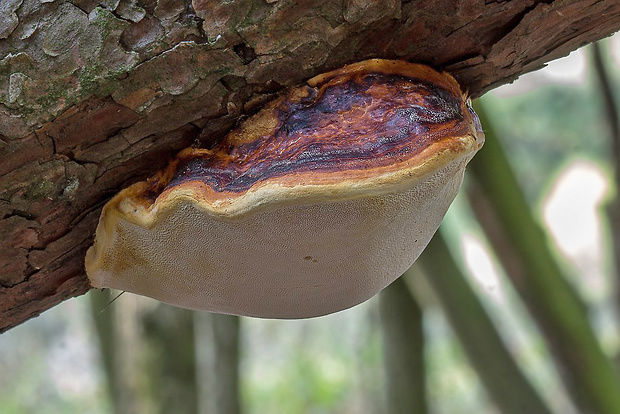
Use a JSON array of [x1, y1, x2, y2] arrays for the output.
[[85, 59, 484, 318]]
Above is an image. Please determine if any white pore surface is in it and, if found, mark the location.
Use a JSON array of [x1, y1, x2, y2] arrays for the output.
[[89, 162, 466, 318]]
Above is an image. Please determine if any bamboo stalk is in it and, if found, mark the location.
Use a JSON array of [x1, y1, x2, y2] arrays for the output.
[[379, 275, 428, 414], [590, 41, 620, 337], [468, 101, 620, 414], [418, 232, 553, 414], [194, 312, 241, 414]]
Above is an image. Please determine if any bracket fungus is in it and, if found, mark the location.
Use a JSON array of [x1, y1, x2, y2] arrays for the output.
[[85, 59, 484, 318]]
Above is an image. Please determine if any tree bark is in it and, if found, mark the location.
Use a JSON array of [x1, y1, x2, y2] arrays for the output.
[[2, 0, 620, 331]]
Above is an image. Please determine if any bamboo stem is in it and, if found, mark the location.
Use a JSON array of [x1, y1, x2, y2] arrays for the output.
[[468, 101, 620, 414], [418, 232, 553, 414], [380, 275, 428, 414]]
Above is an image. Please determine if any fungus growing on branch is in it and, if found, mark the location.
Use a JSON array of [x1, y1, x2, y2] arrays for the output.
[[85, 59, 484, 318]]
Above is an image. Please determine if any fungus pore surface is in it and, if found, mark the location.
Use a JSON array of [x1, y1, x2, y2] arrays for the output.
[[85, 59, 484, 318]]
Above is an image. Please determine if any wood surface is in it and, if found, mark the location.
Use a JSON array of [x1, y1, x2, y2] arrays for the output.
[[1, 0, 619, 331]]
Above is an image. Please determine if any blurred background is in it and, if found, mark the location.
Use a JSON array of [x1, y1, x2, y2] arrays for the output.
[[2, 34, 620, 414]]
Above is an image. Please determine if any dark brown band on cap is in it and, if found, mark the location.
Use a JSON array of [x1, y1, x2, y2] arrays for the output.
[[165, 71, 468, 195]]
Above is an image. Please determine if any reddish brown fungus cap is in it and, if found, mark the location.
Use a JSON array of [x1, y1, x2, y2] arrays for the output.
[[116, 59, 483, 222]]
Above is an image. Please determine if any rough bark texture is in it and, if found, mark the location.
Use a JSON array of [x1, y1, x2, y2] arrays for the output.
[[1, 0, 620, 332]]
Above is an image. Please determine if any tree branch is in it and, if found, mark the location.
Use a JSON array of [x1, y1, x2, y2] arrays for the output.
[[2, 0, 620, 331]]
